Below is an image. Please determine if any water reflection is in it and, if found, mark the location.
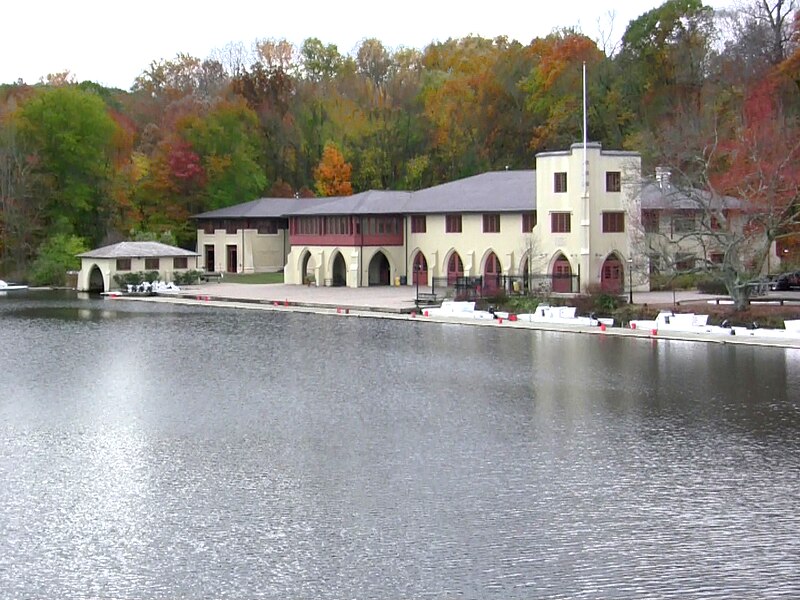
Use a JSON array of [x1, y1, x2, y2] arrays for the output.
[[0, 292, 798, 598]]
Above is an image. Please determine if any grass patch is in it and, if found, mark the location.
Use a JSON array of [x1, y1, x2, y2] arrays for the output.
[[221, 272, 284, 284]]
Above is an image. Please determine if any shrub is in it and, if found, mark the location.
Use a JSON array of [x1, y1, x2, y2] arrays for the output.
[[696, 277, 729, 295], [113, 271, 146, 288], [650, 273, 699, 291], [29, 234, 88, 286], [173, 269, 202, 285]]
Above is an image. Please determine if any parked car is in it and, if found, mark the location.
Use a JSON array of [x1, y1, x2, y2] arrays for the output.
[[769, 270, 800, 291]]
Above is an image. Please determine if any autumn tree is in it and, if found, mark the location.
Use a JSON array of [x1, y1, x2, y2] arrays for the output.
[[179, 99, 267, 211], [17, 86, 120, 246], [522, 30, 605, 151], [313, 142, 352, 196], [638, 77, 800, 309]]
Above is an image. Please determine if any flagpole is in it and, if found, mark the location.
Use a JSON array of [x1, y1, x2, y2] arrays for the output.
[[583, 61, 587, 197]]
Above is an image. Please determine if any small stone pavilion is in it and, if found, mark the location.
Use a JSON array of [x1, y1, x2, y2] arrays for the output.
[[76, 241, 200, 293]]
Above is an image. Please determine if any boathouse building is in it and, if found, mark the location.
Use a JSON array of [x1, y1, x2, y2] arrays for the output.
[[194, 142, 644, 294]]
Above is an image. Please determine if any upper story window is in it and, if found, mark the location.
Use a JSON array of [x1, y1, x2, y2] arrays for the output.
[[256, 219, 278, 234], [606, 171, 621, 192], [522, 211, 537, 232], [551, 212, 571, 233], [482, 213, 500, 233], [144, 257, 160, 270], [445, 214, 462, 233], [642, 210, 659, 233], [554, 172, 567, 193], [602, 212, 625, 233], [324, 216, 351, 235], [224, 220, 238, 234], [116, 258, 131, 271], [173, 257, 188, 269], [202, 221, 215, 234], [672, 211, 697, 234], [411, 215, 426, 233]]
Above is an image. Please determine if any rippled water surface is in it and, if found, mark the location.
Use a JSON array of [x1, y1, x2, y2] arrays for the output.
[[1, 291, 799, 599]]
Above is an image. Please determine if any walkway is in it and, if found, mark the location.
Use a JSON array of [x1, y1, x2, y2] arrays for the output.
[[182, 283, 800, 313]]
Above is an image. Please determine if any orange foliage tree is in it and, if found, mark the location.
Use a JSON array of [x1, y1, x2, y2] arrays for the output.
[[313, 142, 352, 196]]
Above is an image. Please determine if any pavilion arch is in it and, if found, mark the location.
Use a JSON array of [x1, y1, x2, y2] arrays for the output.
[[600, 251, 624, 294], [443, 249, 464, 286], [549, 252, 574, 294], [327, 250, 347, 287], [87, 264, 106, 293], [411, 249, 428, 286], [366, 248, 392, 286]]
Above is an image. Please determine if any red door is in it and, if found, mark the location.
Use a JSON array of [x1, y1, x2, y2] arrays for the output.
[[601, 257, 623, 293], [226, 245, 238, 273], [447, 253, 463, 286], [413, 253, 428, 286], [552, 257, 572, 293], [483, 253, 501, 293]]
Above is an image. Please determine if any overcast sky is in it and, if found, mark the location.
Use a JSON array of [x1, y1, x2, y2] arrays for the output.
[[3, 0, 731, 90]]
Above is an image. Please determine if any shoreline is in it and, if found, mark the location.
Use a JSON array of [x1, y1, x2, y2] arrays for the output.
[[117, 291, 800, 350]]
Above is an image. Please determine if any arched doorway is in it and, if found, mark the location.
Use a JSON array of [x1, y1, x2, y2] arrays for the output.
[[412, 252, 428, 286], [368, 251, 391, 286], [483, 252, 501, 294], [331, 252, 347, 287], [520, 254, 530, 292], [552, 254, 572, 293], [601, 254, 623, 293], [88, 265, 105, 293], [300, 251, 315, 285], [447, 252, 463, 286]]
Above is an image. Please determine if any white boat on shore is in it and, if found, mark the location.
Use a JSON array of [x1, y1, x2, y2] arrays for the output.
[[630, 311, 800, 340], [516, 304, 613, 327], [422, 300, 495, 320], [0, 279, 28, 292]]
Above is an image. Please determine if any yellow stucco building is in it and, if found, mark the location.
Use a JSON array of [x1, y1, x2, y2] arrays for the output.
[[194, 142, 644, 295]]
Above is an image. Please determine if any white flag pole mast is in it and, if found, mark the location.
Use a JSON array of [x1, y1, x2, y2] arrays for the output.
[[583, 61, 588, 197]]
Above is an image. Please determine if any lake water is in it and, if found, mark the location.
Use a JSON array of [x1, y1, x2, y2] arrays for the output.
[[1, 291, 799, 599]]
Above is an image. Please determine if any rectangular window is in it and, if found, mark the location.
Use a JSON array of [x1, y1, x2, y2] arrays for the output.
[[606, 171, 621, 192], [116, 258, 131, 271], [257, 220, 278, 234], [672, 212, 697, 234], [550, 212, 571, 233], [709, 252, 724, 264], [173, 257, 188, 269], [445, 214, 462, 233], [203, 221, 214, 234], [411, 215, 426, 233], [602, 212, 625, 233], [522, 211, 537, 232], [144, 257, 159, 270], [554, 172, 567, 193], [225, 220, 238, 234], [642, 210, 659, 233], [675, 253, 697, 271], [482, 213, 500, 233]]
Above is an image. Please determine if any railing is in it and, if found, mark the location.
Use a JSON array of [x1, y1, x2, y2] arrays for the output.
[[429, 273, 580, 299]]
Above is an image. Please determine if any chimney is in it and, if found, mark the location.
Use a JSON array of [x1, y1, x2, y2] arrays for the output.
[[655, 167, 670, 189]]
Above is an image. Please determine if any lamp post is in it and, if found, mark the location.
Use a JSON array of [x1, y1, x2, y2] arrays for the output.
[[415, 262, 420, 306], [627, 258, 634, 304]]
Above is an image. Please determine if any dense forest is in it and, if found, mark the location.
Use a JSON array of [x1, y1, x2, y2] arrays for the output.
[[0, 0, 798, 284]]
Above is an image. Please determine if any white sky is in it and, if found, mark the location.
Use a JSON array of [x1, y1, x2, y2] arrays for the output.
[[3, 0, 730, 90]]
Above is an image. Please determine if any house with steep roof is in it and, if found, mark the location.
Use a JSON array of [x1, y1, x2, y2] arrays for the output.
[[193, 142, 644, 295], [76, 241, 200, 292]]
